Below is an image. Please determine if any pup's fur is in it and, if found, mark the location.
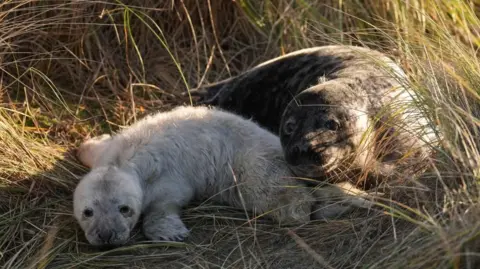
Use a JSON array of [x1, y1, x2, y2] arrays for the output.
[[73, 106, 379, 246], [188, 45, 437, 189]]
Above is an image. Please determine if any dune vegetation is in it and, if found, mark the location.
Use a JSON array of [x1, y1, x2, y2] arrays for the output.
[[1, 0, 480, 268]]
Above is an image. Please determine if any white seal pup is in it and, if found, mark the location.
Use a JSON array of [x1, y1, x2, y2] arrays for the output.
[[73, 106, 378, 246], [73, 106, 320, 246]]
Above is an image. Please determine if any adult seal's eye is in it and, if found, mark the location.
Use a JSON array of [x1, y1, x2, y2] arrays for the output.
[[325, 119, 340, 131], [283, 118, 296, 135], [83, 208, 94, 218], [119, 205, 131, 215]]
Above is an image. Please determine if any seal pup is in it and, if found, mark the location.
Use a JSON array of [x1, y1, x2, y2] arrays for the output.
[[73, 106, 379, 246], [73, 106, 382, 246], [187, 45, 437, 189]]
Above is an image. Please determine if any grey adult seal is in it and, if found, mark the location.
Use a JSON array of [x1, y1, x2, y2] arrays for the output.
[[187, 45, 437, 189]]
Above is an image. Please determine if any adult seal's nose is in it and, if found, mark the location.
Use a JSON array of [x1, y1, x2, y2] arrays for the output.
[[286, 145, 302, 165], [98, 230, 114, 243], [286, 144, 320, 167]]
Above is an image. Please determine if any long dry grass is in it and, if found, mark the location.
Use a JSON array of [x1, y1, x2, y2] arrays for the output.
[[1, 0, 480, 268]]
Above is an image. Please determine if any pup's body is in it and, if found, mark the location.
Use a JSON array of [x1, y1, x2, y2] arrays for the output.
[[76, 106, 372, 246], [189, 45, 437, 189]]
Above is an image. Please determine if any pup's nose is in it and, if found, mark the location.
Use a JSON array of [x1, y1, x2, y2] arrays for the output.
[[98, 230, 114, 243]]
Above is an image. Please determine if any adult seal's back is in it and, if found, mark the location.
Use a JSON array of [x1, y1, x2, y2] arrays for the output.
[[187, 45, 437, 189]]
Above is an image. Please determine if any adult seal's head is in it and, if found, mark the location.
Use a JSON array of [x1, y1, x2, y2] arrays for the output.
[[73, 166, 143, 246], [279, 80, 372, 179]]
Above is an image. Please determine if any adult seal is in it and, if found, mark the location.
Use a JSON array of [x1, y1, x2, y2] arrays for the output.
[[187, 45, 437, 189]]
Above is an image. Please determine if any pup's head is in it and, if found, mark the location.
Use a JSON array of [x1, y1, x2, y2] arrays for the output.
[[73, 166, 143, 246], [279, 83, 370, 178]]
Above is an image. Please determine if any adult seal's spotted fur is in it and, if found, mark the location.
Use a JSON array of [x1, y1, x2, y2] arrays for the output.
[[188, 45, 437, 189], [73, 106, 376, 247]]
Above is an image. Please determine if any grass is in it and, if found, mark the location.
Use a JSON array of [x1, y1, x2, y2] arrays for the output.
[[1, 0, 480, 268]]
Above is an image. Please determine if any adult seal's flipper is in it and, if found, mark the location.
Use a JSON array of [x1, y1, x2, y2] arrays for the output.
[[182, 79, 232, 105]]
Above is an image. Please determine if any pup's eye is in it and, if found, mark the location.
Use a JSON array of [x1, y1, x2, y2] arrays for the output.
[[83, 208, 94, 218], [119, 205, 130, 215], [325, 119, 340, 131], [283, 118, 296, 135]]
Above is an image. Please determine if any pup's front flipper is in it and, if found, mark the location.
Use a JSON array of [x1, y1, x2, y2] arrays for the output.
[[76, 134, 112, 168], [142, 207, 190, 242]]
